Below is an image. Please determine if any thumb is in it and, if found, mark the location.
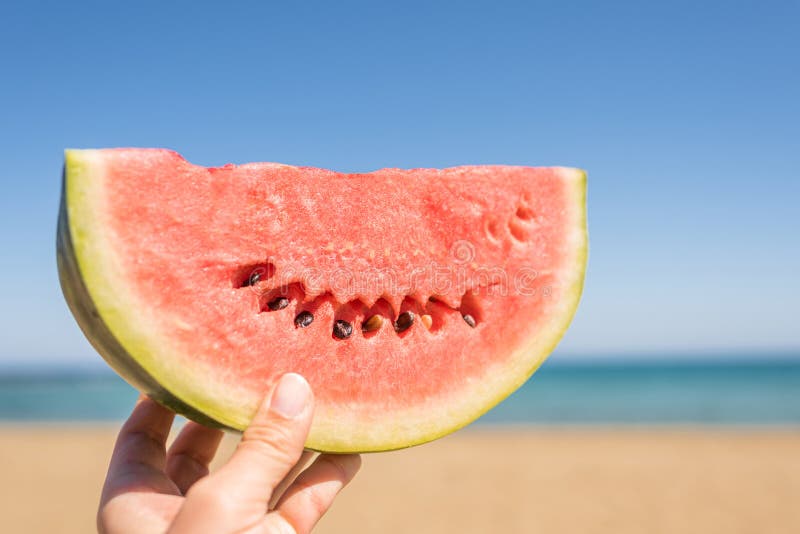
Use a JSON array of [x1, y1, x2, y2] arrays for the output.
[[206, 373, 314, 508]]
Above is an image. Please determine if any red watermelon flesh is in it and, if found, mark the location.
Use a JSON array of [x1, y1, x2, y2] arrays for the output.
[[57, 149, 587, 452]]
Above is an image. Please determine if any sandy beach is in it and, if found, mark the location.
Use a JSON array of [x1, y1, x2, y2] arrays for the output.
[[1, 426, 798, 533]]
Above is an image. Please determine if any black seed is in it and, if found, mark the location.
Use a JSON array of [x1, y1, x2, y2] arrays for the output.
[[462, 314, 477, 328], [267, 297, 289, 311], [294, 311, 314, 328], [394, 311, 415, 333], [333, 320, 353, 339], [247, 271, 261, 286], [241, 270, 261, 287]]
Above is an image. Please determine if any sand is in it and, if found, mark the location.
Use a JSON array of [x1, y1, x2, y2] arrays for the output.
[[1, 426, 798, 533]]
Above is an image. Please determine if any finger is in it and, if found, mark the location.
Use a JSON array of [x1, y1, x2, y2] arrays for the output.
[[268, 450, 316, 510], [101, 396, 178, 505], [269, 454, 361, 534], [110, 395, 174, 473], [183, 373, 313, 518], [166, 421, 224, 494]]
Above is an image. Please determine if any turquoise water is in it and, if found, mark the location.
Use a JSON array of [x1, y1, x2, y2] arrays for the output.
[[480, 359, 800, 425], [1, 359, 799, 424]]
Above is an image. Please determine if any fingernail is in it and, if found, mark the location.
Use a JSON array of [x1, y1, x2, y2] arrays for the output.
[[270, 373, 310, 418]]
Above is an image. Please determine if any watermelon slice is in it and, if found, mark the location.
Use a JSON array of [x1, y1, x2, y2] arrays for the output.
[[57, 149, 587, 452]]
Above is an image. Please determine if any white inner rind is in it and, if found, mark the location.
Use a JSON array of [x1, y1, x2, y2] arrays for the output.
[[65, 150, 587, 452]]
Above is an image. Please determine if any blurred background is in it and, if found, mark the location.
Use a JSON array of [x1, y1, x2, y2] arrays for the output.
[[1, 1, 798, 533]]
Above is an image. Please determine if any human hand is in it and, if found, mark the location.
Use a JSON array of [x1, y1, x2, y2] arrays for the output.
[[98, 373, 361, 533]]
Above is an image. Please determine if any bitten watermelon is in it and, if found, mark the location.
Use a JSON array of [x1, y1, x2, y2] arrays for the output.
[[57, 149, 587, 452]]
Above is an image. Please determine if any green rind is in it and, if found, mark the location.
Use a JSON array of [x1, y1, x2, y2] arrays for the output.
[[62, 151, 261, 436], [57, 166, 231, 431], [58, 150, 588, 453]]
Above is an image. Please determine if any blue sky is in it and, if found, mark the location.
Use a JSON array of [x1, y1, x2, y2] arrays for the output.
[[1, 1, 798, 366]]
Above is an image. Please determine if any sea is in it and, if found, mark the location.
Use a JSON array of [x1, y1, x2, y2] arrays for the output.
[[1, 356, 799, 425]]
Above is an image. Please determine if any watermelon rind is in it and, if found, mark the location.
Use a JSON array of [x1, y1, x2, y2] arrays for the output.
[[57, 167, 228, 430]]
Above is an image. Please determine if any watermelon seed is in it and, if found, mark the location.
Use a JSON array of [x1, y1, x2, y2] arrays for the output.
[[294, 311, 314, 328], [362, 314, 383, 333], [462, 314, 477, 328], [420, 314, 433, 330], [238, 262, 275, 288], [333, 320, 353, 339], [394, 311, 415, 333], [267, 297, 289, 311]]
